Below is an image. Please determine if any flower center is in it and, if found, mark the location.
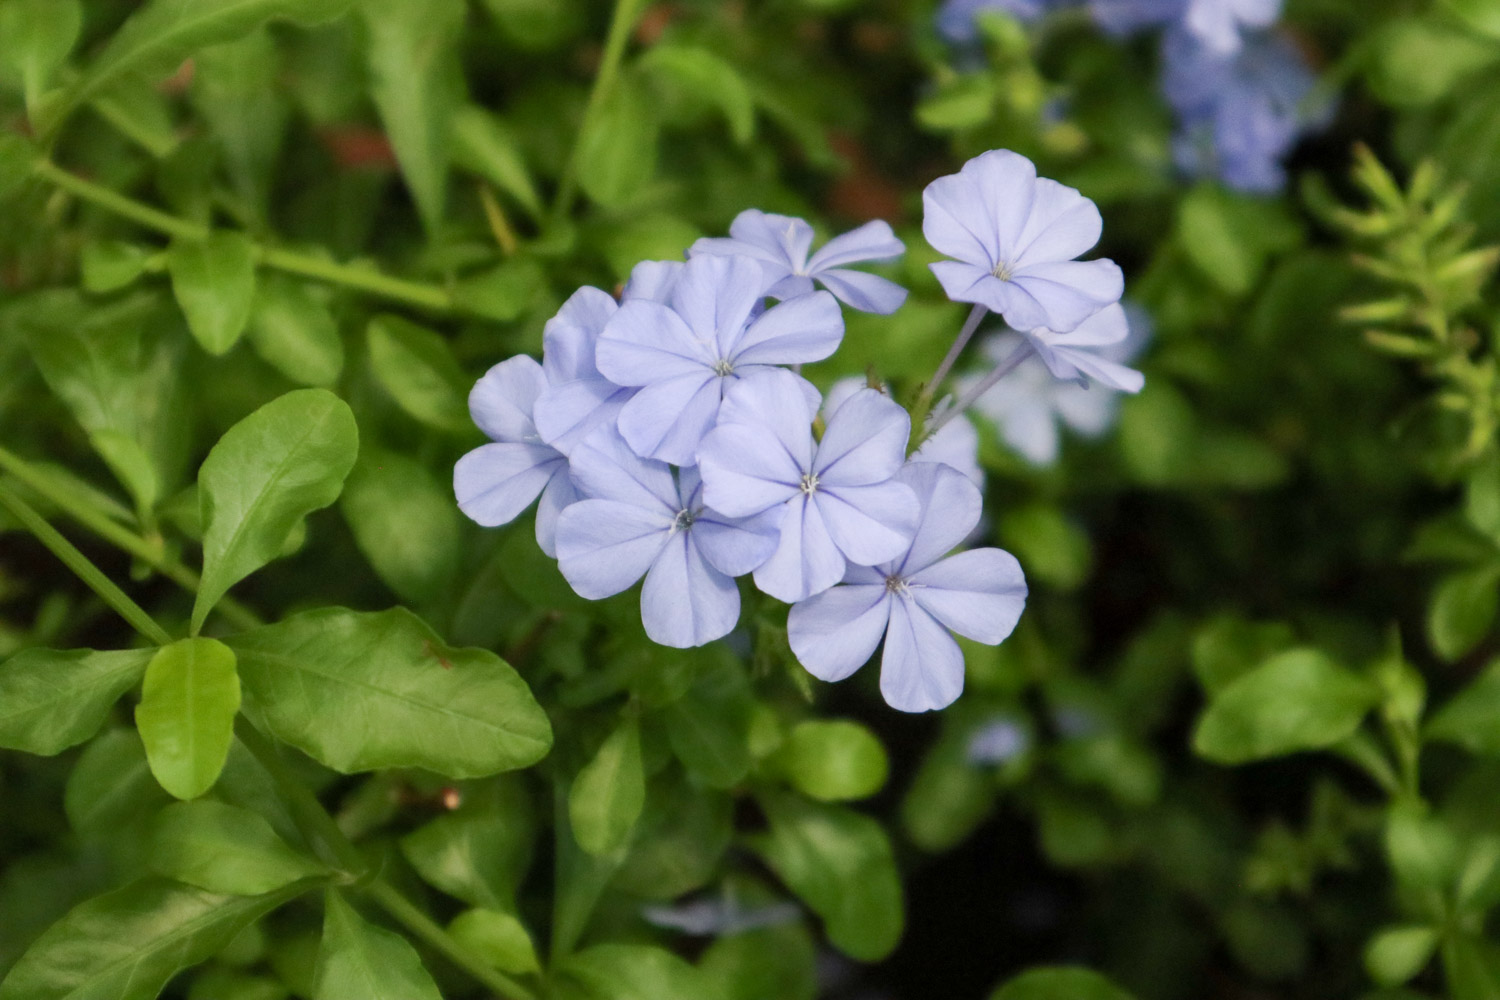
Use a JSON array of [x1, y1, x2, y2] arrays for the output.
[[991, 260, 1014, 281], [799, 472, 820, 495], [712, 359, 735, 377], [673, 508, 696, 531], [884, 573, 910, 596]]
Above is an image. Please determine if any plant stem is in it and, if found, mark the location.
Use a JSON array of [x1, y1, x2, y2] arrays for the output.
[[236, 722, 539, 1000], [33, 160, 454, 313], [550, 0, 647, 225], [908, 303, 988, 447], [0, 481, 173, 646], [0, 446, 263, 631], [916, 340, 1031, 448]]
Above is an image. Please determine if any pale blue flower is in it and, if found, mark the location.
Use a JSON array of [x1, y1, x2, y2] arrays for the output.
[[923, 150, 1123, 333], [963, 303, 1150, 465], [1181, 0, 1280, 54], [454, 356, 578, 556], [1162, 26, 1326, 193], [698, 370, 920, 603], [1019, 302, 1145, 392], [640, 895, 800, 936], [1087, 0, 1182, 36], [596, 254, 842, 465], [825, 376, 983, 486], [622, 259, 684, 303], [690, 210, 908, 315], [532, 286, 634, 456], [938, 0, 1059, 41], [787, 463, 1027, 713], [554, 428, 780, 648], [967, 714, 1033, 764]]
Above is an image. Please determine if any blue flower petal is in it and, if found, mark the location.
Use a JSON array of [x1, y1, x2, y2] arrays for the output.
[[787, 582, 891, 681]]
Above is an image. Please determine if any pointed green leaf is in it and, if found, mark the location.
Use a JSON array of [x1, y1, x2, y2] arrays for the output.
[[575, 72, 658, 208], [358, 0, 465, 235], [557, 944, 708, 1000], [228, 606, 552, 776], [0, 0, 81, 109], [135, 638, 242, 800], [989, 967, 1137, 1000], [192, 30, 290, 221], [663, 662, 753, 789], [749, 794, 903, 961], [1192, 649, 1378, 764], [151, 800, 327, 894], [569, 715, 645, 856], [168, 232, 258, 355], [1428, 660, 1500, 752], [399, 779, 536, 911], [1427, 566, 1500, 661], [80, 242, 152, 293], [65, 728, 170, 836], [247, 276, 344, 388], [192, 388, 359, 631], [640, 45, 755, 145], [0, 647, 151, 755], [365, 315, 471, 431], [64, 0, 354, 117], [0, 878, 307, 1000], [314, 892, 443, 1000], [1443, 933, 1500, 1000], [446, 909, 540, 975], [90, 430, 161, 515], [451, 105, 543, 220], [1366, 926, 1439, 987], [339, 449, 461, 604]]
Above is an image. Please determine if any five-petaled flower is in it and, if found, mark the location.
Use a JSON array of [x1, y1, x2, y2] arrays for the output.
[[923, 149, 1123, 333], [788, 463, 1027, 712]]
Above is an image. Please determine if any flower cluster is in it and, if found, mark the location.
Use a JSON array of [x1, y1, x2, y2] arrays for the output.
[[457, 149, 1139, 712], [937, 0, 1330, 193]]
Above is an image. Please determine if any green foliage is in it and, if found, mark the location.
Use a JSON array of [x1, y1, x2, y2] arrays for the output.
[[313, 892, 442, 1000], [0, 647, 150, 754], [569, 713, 645, 856], [135, 638, 242, 800], [149, 800, 326, 894]]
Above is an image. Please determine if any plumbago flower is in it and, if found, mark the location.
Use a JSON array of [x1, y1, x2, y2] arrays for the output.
[[690, 211, 909, 315], [788, 463, 1027, 712], [923, 149, 1123, 333], [1088, 0, 1278, 52], [596, 254, 843, 465], [698, 369, 920, 603], [825, 376, 984, 486], [555, 428, 780, 648], [963, 303, 1150, 464]]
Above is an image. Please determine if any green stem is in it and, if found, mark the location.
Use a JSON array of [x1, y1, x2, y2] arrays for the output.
[[33, 160, 455, 313], [236, 722, 539, 1000], [0, 446, 263, 631], [550, 0, 647, 224], [908, 303, 988, 451], [0, 481, 173, 646]]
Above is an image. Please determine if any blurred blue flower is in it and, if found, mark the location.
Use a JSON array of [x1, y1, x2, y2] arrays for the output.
[[532, 286, 634, 457], [924, 149, 1123, 333], [596, 254, 843, 465], [936, 0, 1062, 43], [698, 370, 919, 603], [787, 463, 1027, 713], [1162, 26, 1327, 193], [1088, 0, 1278, 52], [967, 714, 1033, 764], [825, 376, 984, 486], [691, 210, 908, 315], [1087, 0, 1181, 36], [554, 428, 780, 648], [961, 303, 1150, 465], [454, 355, 578, 556]]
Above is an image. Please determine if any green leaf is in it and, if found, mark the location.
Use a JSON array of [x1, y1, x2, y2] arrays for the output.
[[192, 30, 289, 221], [1365, 926, 1439, 987], [64, 0, 354, 118], [700, 918, 818, 1000], [640, 45, 756, 144], [551, 784, 628, 959], [612, 773, 732, 900], [478, 0, 583, 50], [1191, 616, 1295, 696], [1443, 933, 1500, 1000], [575, 71, 659, 208], [1366, 18, 1500, 107], [750, 794, 902, 961], [453, 258, 546, 322], [557, 944, 708, 1000], [0, 647, 151, 755], [595, 213, 702, 283], [91, 429, 161, 515], [1176, 184, 1303, 296], [339, 449, 460, 603], [773, 720, 888, 802], [451, 105, 543, 220], [1448, 0, 1500, 40], [663, 661, 753, 788], [228, 606, 552, 776], [167, 232, 258, 355], [399, 778, 536, 911], [989, 967, 1137, 1000], [80, 241, 151, 293], [569, 714, 645, 856], [248, 276, 345, 388], [0, 0, 81, 109], [359, 0, 465, 235], [0, 878, 306, 1000], [446, 909, 540, 975], [193, 388, 359, 631], [1192, 649, 1378, 764], [135, 638, 242, 800], [365, 315, 471, 431], [313, 892, 443, 1000], [915, 74, 996, 131], [1427, 660, 1500, 752], [1427, 566, 1500, 661], [151, 800, 327, 894], [1385, 801, 1462, 892], [65, 728, 170, 836]]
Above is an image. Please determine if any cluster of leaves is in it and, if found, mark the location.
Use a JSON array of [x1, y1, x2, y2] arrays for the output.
[[6, 0, 1500, 999]]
